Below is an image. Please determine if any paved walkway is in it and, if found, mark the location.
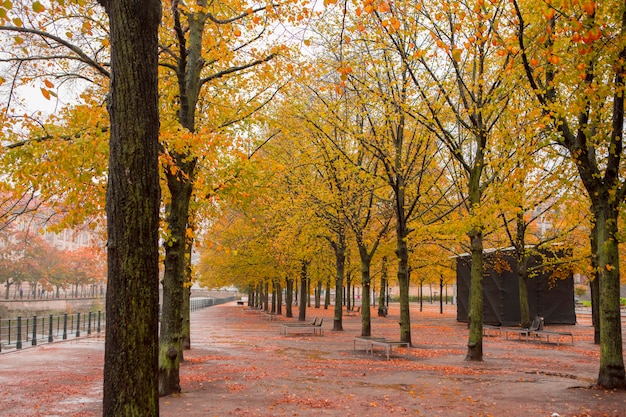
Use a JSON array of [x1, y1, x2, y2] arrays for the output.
[[1, 302, 625, 416]]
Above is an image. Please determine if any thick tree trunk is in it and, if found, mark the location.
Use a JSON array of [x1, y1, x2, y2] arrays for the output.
[[100, 0, 161, 415], [465, 230, 484, 361], [593, 204, 626, 389]]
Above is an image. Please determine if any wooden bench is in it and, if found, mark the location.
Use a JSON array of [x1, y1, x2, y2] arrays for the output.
[[369, 339, 411, 360], [280, 318, 323, 336]]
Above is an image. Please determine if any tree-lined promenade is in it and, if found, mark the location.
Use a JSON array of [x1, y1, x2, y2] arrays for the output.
[[1, 0, 626, 414], [1, 302, 625, 416]]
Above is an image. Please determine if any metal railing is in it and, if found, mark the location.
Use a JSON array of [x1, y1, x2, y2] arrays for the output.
[[190, 296, 237, 312], [0, 311, 105, 353], [1, 296, 237, 353]]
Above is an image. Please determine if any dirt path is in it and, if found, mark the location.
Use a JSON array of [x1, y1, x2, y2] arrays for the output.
[[1, 302, 625, 416]]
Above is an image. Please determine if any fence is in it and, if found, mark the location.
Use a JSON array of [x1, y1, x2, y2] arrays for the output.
[[190, 296, 237, 312], [1, 296, 238, 353], [0, 311, 104, 353]]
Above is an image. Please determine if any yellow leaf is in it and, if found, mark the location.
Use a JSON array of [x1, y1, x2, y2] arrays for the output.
[[452, 47, 462, 62], [32, 0, 44, 12], [303, 39, 311, 46]]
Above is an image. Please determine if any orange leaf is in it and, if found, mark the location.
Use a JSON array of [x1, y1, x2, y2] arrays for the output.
[[583, 1, 595, 16]]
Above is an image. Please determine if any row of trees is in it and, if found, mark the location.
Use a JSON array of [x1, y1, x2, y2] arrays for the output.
[[0, 228, 105, 299], [0, 0, 308, 413], [198, 0, 626, 391], [0, 0, 624, 414]]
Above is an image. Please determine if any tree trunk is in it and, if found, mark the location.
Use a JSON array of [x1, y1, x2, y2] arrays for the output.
[[593, 204, 626, 389], [182, 235, 193, 351], [100, 0, 161, 415], [465, 229, 484, 361], [439, 276, 444, 314], [307, 277, 311, 307], [315, 281, 322, 308], [285, 278, 293, 318], [332, 237, 346, 332], [298, 262, 307, 321], [378, 256, 388, 317], [324, 278, 331, 309], [159, 178, 193, 396], [276, 281, 282, 315], [396, 223, 411, 344], [359, 247, 372, 336], [271, 281, 277, 313], [517, 256, 530, 329]]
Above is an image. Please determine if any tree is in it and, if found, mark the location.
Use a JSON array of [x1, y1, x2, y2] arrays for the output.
[[513, 0, 626, 389], [98, 0, 162, 415], [360, 0, 519, 359]]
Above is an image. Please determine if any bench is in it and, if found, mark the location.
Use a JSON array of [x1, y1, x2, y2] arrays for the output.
[[505, 316, 542, 342], [280, 318, 323, 336], [532, 330, 574, 345], [483, 325, 501, 337], [265, 312, 278, 321], [345, 306, 361, 316], [236, 300, 245, 305], [505, 327, 534, 341], [353, 336, 387, 354], [242, 306, 263, 313], [369, 339, 411, 360]]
